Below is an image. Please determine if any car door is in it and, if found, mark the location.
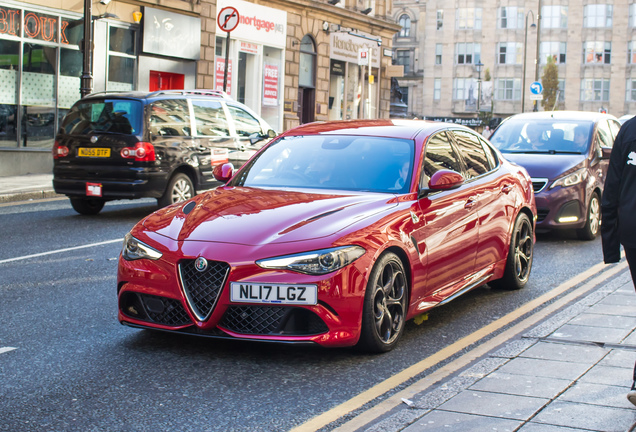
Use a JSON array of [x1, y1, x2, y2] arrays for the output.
[[451, 129, 517, 273], [593, 120, 614, 192], [225, 103, 268, 167], [410, 131, 480, 303], [190, 99, 235, 187]]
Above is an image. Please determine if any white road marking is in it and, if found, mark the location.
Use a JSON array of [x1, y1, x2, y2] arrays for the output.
[[0, 347, 17, 355], [0, 239, 123, 264]]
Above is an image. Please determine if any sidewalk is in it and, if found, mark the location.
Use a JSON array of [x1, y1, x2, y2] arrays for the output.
[[0, 173, 59, 203], [355, 266, 636, 432]]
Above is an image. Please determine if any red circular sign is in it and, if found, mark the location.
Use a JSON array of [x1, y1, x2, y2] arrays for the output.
[[217, 6, 240, 32]]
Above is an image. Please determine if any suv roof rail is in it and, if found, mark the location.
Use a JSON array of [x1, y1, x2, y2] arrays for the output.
[[146, 89, 233, 100]]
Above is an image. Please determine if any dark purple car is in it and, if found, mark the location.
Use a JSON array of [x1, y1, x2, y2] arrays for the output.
[[489, 111, 621, 240]]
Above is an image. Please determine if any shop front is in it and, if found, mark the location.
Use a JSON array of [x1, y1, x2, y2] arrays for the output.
[[328, 31, 381, 121], [214, 0, 286, 133]]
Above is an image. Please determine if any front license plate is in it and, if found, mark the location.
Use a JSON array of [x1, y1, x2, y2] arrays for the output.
[[230, 282, 317, 305], [78, 147, 110, 157]]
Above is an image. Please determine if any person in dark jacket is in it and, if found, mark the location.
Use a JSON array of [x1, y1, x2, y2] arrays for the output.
[[601, 116, 636, 406]]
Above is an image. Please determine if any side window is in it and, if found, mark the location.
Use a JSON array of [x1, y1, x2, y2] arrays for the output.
[[191, 100, 230, 137], [452, 130, 491, 178], [421, 131, 464, 187], [149, 99, 191, 137], [479, 137, 500, 168], [596, 120, 613, 148], [227, 105, 262, 137]]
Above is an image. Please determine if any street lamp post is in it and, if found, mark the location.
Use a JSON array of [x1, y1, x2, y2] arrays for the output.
[[533, 0, 542, 112], [80, 0, 92, 98], [521, 10, 536, 113], [475, 61, 483, 113]]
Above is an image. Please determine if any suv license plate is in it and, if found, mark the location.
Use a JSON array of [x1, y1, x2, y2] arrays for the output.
[[78, 147, 110, 157], [230, 282, 317, 305]]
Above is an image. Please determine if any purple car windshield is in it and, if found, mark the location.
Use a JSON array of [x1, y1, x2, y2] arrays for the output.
[[230, 135, 415, 193], [490, 119, 595, 155]]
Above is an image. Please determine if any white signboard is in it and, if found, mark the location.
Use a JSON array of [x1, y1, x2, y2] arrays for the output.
[[330, 32, 380, 68], [216, 0, 287, 48]]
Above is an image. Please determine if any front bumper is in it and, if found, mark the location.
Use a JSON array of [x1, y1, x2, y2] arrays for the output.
[[534, 183, 586, 231]]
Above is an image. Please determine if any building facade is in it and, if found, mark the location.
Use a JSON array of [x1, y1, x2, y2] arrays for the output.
[[0, 0, 399, 176], [393, 0, 636, 126]]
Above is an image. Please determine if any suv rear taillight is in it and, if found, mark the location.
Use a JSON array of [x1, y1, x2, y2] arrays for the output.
[[52, 141, 69, 159], [121, 142, 156, 162]]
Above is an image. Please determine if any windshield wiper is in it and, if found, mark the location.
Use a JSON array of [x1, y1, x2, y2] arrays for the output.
[[504, 149, 581, 155]]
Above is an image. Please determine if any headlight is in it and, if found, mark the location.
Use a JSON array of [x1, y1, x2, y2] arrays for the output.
[[550, 168, 588, 189], [122, 233, 162, 261], [256, 246, 366, 275]]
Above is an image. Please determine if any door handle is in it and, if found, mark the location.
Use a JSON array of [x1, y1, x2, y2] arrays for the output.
[[464, 199, 476, 209], [501, 184, 513, 194]]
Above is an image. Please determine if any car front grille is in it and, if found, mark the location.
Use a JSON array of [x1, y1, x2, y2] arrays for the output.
[[120, 292, 192, 327], [532, 178, 548, 193], [537, 208, 550, 222], [179, 259, 230, 321], [220, 306, 329, 336]]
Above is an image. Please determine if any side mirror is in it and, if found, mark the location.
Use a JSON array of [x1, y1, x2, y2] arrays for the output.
[[249, 129, 277, 145], [600, 147, 612, 160], [428, 169, 464, 191], [267, 129, 277, 138], [213, 162, 235, 182]]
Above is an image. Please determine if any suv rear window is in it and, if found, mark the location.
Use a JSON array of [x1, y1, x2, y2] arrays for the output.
[[61, 99, 142, 135]]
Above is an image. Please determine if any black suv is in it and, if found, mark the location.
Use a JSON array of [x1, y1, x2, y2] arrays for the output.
[[53, 90, 276, 215]]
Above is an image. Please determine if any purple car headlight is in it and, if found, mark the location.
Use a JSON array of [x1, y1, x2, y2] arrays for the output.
[[256, 246, 366, 275]]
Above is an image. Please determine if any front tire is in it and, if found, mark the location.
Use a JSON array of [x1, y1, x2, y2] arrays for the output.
[[577, 192, 600, 241], [70, 197, 105, 215], [357, 252, 408, 353], [158, 173, 194, 208], [490, 212, 533, 291]]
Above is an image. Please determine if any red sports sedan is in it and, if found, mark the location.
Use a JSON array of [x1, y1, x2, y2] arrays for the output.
[[117, 120, 536, 352]]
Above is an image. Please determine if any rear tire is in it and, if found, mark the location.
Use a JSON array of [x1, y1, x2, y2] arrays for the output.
[[576, 192, 600, 241], [490, 212, 533, 291], [70, 197, 105, 215], [158, 173, 194, 208], [357, 252, 408, 353]]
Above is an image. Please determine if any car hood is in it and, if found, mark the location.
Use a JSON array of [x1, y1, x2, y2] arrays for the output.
[[502, 153, 586, 179], [143, 187, 398, 245]]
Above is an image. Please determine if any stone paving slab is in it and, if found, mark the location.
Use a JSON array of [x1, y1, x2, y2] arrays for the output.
[[468, 372, 571, 399], [531, 400, 636, 431], [600, 349, 636, 368], [588, 303, 636, 317], [495, 357, 592, 380], [550, 324, 633, 344], [559, 382, 632, 409], [519, 341, 607, 364], [567, 312, 636, 329], [578, 364, 633, 387], [436, 390, 548, 420], [401, 410, 522, 432], [517, 424, 592, 431]]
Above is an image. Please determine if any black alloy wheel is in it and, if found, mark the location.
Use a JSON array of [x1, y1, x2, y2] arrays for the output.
[[357, 252, 408, 353], [490, 212, 534, 290]]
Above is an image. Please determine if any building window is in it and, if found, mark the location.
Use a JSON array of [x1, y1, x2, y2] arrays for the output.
[[435, 44, 443, 65], [108, 26, 137, 91], [453, 77, 477, 100], [629, 42, 636, 64], [540, 41, 567, 64], [581, 79, 610, 101], [456, 43, 481, 65], [495, 78, 521, 100], [434, 78, 441, 100], [627, 79, 636, 101], [399, 86, 409, 106], [583, 41, 611, 64], [557, 79, 565, 102], [631, 4, 636, 27], [437, 10, 443, 30], [396, 50, 410, 75], [542, 6, 568, 29], [497, 42, 522, 65], [456, 8, 482, 30], [584, 4, 613, 28], [399, 14, 411, 37], [497, 7, 523, 29]]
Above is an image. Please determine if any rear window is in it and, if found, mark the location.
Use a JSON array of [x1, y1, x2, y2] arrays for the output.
[[61, 99, 142, 135]]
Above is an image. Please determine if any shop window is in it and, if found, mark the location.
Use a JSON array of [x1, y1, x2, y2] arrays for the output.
[[0, 39, 19, 146], [107, 26, 136, 91]]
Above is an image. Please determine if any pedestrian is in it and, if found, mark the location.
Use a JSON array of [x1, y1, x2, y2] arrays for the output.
[[601, 116, 636, 405], [482, 125, 491, 139]]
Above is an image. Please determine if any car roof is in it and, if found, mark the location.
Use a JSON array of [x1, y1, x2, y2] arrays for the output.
[[281, 119, 474, 140], [81, 89, 231, 102], [501, 111, 618, 123]]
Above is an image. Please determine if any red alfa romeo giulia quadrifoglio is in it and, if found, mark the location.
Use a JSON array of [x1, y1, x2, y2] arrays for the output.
[[117, 120, 536, 352]]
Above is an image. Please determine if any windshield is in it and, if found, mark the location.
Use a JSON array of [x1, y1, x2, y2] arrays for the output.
[[229, 135, 414, 193], [61, 99, 142, 135], [489, 119, 594, 155]]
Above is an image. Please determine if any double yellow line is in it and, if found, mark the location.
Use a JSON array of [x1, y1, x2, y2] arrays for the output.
[[292, 259, 629, 432]]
